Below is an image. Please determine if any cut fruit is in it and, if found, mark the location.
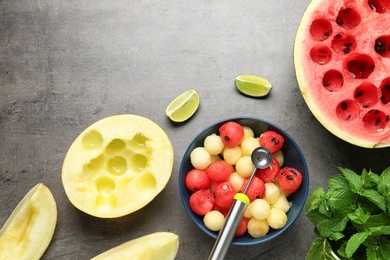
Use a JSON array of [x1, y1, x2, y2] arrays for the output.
[[165, 89, 200, 122], [91, 232, 179, 260], [294, 0, 390, 148], [0, 183, 57, 260], [62, 114, 174, 218], [234, 75, 272, 97]]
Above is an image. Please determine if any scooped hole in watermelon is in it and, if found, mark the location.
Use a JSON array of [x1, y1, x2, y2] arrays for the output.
[[380, 78, 390, 104], [331, 33, 356, 54], [362, 109, 388, 132], [374, 35, 390, 57], [354, 82, 379, 108], [310, 18, 332, 42], [322, 69, 343, 92], [368, 0, 390, 13], [336, 8, 361, 30], [310, 44, 332, 65], [336, 100, 360, 121], [344, 53, 375, 79]]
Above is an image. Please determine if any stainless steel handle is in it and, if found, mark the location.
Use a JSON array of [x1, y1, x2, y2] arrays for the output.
[[208, 196, 248, 260]]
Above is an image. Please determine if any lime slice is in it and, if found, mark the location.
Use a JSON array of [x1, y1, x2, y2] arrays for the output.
[[235, 75, 272, 97], [166, 89, 200, 122]]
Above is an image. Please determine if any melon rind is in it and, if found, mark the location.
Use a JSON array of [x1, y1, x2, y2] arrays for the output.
[[294, 0, 390, 148]]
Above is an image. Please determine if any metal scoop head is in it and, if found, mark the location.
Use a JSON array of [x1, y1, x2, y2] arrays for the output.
[[251, 146, 272, 169]]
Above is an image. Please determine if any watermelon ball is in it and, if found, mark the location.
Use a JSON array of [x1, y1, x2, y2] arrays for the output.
[[189, 189, 214, 216], [207, 161, 234, 183], [259, 131, 284, 153], [185, 169, 211, 192], [241, 176, 265, 202], [235, 217, 249, 237], [213, 182, 236, 209], [219, 122, 245, 148], [256, 157, 280, 182], [278, 167, 303, 194]]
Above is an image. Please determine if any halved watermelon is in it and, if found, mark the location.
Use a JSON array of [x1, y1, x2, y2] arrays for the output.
[[294, 0, 390, 148]]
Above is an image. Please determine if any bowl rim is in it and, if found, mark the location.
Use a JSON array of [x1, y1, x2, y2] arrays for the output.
[[179, 116, 309, 246]]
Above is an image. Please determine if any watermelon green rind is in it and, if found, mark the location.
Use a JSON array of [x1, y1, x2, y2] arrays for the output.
[[294, 0, 390, 148]]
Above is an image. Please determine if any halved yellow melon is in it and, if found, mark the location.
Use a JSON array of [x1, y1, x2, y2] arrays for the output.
[[0, 183, 57, 260], [91, 232, 179, 260], [62, 114, 174, 218]]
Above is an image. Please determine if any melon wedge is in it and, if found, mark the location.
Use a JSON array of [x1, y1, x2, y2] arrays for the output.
[[91, 232, 179, 260], [62, 114, 174, 218], [294, 0, 390, 148], [0, 183, 57, 260]]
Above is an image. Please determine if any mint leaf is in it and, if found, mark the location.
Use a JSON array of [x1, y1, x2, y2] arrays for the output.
[[366, 245, 384, 260], [328, 174, 349, 190], [380, 237, 390, 259], [327, 188, 356, 214], [348, 207, 370, 225], [314, 214, 349, 238], [359, 189, 387, 212], [378, 167, 390, 198], [306, 187, 326, 213], [345, 231, 371, 258], [340, 167, 363, 193], [305, 237, 334, 260], [362, 169, 380, 189]]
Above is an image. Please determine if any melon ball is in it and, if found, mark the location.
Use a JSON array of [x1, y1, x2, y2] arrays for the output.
[[227, 172, 245, 192], [264, 182, 281, 205], [190, 147, 211, 170], [241, 137, 260, 156], [243, 126, 255, 139], [223, 146, 242, 165], [247, 218, 269, 238], [204, 134, 225, 155], [249, 199, 271, 220], [271, 194, 291, 213], [267, 207, 287, 230], [204, 210, 225, 231], [273, 150, 284, 167], [235, 156, 255, 178], [243, 204, 253, 219]]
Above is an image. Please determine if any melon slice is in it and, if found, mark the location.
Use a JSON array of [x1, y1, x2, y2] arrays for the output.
[[91, 232, 179, 260], [62, 114, 174, 218], [0, 183, 57, 260], [294, 0, 390, 148]]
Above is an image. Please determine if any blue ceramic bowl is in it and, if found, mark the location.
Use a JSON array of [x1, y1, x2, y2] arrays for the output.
[[179, 117, 309, 246]]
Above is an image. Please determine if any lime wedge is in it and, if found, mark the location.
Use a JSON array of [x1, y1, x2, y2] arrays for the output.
[[166, 89, 200, 122], [234, 75, 272, 97]]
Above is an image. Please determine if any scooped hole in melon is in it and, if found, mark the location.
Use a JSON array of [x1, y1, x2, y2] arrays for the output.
[[310, 44, 332, 64], [345, 53, 375, 79], [82, 130, 103, 150], [380, 78, 390, 104], [310, 18, 332, 41], [368, 0, 390, 13], [362, 109, 388, 132], [107, 156, 127, 176], [336, 100, 360, 121], [354, 82, 379, 108], [374, 35, 390, 57], [106, 139, 126, 153], [331, 33, 356, 54], [323, 69, 344, 92], [336, 8, 361, 30]]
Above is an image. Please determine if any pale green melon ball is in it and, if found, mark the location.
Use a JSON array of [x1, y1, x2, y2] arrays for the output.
[[249, 199, 271, 220], [243, 126, 255, 139], [241, 137, 260, 156], [247, 218, 269, 238], [204, 210, 225, 231], [204, 134, 225, 155], [264, 182, 281, 204], [235, 156, 255, 178], [190, 147, 211, 170], [267, 208, 287, 230], [223, 146, 242, 165]]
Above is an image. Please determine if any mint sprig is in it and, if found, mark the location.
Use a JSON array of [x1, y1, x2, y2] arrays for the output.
[[306, 167, 390, 260]]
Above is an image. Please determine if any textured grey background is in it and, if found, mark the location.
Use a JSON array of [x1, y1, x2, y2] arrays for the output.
[[1, 0, 389, 259]]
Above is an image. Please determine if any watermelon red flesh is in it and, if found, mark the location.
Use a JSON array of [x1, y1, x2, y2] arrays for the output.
[[294, 0, 390, 148]]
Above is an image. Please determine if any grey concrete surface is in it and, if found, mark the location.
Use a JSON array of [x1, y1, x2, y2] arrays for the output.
[[1, 0, 389, 259]]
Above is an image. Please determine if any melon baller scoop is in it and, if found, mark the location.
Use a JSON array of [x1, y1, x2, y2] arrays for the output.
[[208, 146, 272, 260]]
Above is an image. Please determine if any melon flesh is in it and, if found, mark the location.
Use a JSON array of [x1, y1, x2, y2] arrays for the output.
[[91, 232, 179, 260], [62, 114, 174, 218], [294, 0, 390, 148]]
